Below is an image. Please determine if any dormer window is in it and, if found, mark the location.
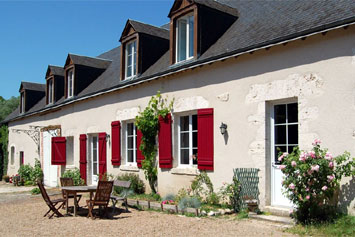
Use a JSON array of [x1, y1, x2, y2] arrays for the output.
[[66, 69, 74, 98], [125, 40, 137, 79], [20, 92, 24, 114], [47, 79, 54, 104], [176, 14, 194, 63]]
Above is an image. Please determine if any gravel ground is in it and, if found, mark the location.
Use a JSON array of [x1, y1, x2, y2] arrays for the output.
[[0, 192, 295, 237]]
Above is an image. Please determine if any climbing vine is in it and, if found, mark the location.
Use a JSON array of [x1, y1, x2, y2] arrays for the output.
[[135, 92, 174, 193], [0, 125, 8, 178]]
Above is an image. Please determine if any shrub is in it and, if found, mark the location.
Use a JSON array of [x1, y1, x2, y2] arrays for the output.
[[62, 168, 85, 186], [219, 177, 242, 210], [280, 139, 355, 224], [2, 175, 9, 182], [178, 196, 201, 211], [162, 193, 176, 202], [18, 164, 33, 183], [32, 159, 43, 182], [24, 180, 34, 186], [31, 187, 40, 195], [115, 173, 145, 194]]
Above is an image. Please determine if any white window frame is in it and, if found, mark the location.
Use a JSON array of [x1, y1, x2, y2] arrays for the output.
[[126, 122, 137, 165], [178, 114, 198, 167], [48, 79, 54, 104], [90, 135, 99, 177], [175, 13, 194, 63], [271, 102, 298, 165], [10, 146, 15, 165], [67, 69, 74, 98], [20, 92, 24, 114], [125, 40, 137, 80]]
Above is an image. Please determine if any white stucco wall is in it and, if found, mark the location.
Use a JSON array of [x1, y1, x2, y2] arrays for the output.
[[7, 25, 355, 213]]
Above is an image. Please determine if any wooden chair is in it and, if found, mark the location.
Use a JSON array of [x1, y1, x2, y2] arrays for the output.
[[60, 177, 82, 208], [86, 180, 114, 219], [110, 180, 131, 213], [37, 180, 66, 218]]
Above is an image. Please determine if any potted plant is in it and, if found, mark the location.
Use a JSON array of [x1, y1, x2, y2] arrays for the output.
[[3, 175, 10, 183]]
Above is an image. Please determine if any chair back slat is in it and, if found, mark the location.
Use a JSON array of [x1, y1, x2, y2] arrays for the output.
[[37, 180, 51, 205], [60, 177, 74, 198], [93, 181, 113, 203]]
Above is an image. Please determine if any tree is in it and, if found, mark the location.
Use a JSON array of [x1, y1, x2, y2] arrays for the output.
[[0, 96, 19, 122], [135, 92, 173, 193]]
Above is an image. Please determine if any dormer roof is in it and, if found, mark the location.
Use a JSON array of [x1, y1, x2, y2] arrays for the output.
[[46, 65, 64, 78], [120, 19, 169, 42], [64, 54, 112, 69], [19, 82, 46, 92]]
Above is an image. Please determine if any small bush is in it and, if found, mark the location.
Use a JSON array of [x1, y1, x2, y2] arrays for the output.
[[31, 187, 40, 195], [2, 175, 9, 182], [32, 159, 43, 182], [24, 180, 34, 186], [115, 173, 145, 194], [62, 168, 84, 186], [178, 196, 201, 211], [162, 193, 176, 202], [18, 164, 33, 182]]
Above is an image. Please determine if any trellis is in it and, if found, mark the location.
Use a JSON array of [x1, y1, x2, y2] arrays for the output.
[[233, 168, 260, 210]]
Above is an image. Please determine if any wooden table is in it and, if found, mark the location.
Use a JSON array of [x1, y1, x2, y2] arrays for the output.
[[61, 186, 97, 216]]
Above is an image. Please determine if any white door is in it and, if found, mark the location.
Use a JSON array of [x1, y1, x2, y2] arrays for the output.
[[271, 102, 298, 207], [91, 135, 99, 185], [43, 131, 58, 187]]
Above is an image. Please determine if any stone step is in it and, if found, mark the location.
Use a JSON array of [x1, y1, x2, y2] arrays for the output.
[[249, 212, 294, 225], [263, 205, 292, 217]]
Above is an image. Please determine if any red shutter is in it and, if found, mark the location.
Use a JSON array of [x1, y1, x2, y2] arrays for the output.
[[111, 121, 121, 166], [79, 134, 87, 184], [51, 137, 66, 165], [197, 108, 214, 171], [99, 133, 107, 179], [136, 129, 144, 168], [158, 113, 173, 168]]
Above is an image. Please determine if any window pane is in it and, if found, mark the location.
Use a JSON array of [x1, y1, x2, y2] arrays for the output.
[[133, 41, 137, 76], [180, 149, 189, 164], [192, 131, 197, 148], [127, 136, 133, 149], [192, 114, 197, 130], [180, 133, 189, 148], [128, 150, 133, 163], [275, 125, 286, 144], [287, 103, 298, 123], [93, 162, 97, 175], [274, 104, 286, 124], [288, 124, 298, 145], [188, 15, 194, 58], [127, 123, 133, 135], [275, 146, 287, 163], [178, 19, 187, 61], [180, 116, 189, 131], [193, 148, 198, 165]]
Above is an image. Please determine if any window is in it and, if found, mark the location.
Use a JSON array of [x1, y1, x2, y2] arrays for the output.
[[91, 135, 99, 176], [176, 14, 194, 63], [125, 40, 137, 79], [10, 146, 15, 165], [126, 122, 137, 164], [67, 69, 74, 98], [66, 136, 74, 166], [178, 114, 198, 166], [19, 151, 24, 166], [20, 92, 24, 113], [48, 79, 54, 104], [273, 103, 298, 164]]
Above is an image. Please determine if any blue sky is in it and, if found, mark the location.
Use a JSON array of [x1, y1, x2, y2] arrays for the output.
[[0, 0, 173, 99]]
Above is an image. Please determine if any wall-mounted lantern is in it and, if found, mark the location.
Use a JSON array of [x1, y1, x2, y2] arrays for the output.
[[219, 122, 227, 135]]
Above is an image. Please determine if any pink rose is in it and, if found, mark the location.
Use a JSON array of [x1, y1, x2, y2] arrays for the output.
[[322, 186, 328, 191], [289, 183, 295, 189], [308, 151, 316, 158], [311, 165, 320, 172], [299, 152, 306, 162], [306, 195, 310, 200], [291, 161, 297, 167], [329, 162, 334, 169], [289, 209, 294, 214], [325, 152, 333, 160], [305, 187, 310, 192], [312, 139, 321, 146], [327, 175, 335, 182], [308, 169, 314, 175], [280, 165, 286, 170]]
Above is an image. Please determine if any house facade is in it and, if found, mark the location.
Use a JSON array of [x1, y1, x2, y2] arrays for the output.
[[4, 0, 355, 214]]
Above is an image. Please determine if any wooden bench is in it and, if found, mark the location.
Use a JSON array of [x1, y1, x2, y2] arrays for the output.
[[110, 180, 131, 213]]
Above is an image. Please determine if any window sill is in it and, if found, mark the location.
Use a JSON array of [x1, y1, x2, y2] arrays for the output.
[[171, 167, 199, 176], [120, 165, 139, 172]]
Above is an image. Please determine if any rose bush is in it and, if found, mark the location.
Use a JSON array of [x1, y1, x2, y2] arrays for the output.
[[279, 139, 355, 224]]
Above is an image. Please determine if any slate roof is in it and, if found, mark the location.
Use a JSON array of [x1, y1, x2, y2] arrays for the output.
[[4, 0, 355, 123], [126, 20, 170, 40], [20, 82, 46, 92], [67, 54, 112, 69], [48, 65, 64, 76]]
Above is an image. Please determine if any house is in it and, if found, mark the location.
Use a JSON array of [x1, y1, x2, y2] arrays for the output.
[[3, 0, 355, 214]]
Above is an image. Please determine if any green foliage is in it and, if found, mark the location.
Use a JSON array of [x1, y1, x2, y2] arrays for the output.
[[0, 125, 9, 177], [286, 215, 355, 237], [191, 171, 220, 205], [135, 91, 174, 193], [162, 193, 176, 202], [17, 159, 43, 184], [175, 188, 190, 203], [32, 159, 43, 182], [178, 196, 201, 211], [115, 173, 145, 194], [0, 96, 19, 122], [24, 180, 34, 186], [129, 193, 162, 202], [235, 209, 249, 219], [62, 168, 85, 186], [30, 187, 40, 195], [280, 139, 355, 224], [2, 175, 9, 182], [219, 177, 242, 211]]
